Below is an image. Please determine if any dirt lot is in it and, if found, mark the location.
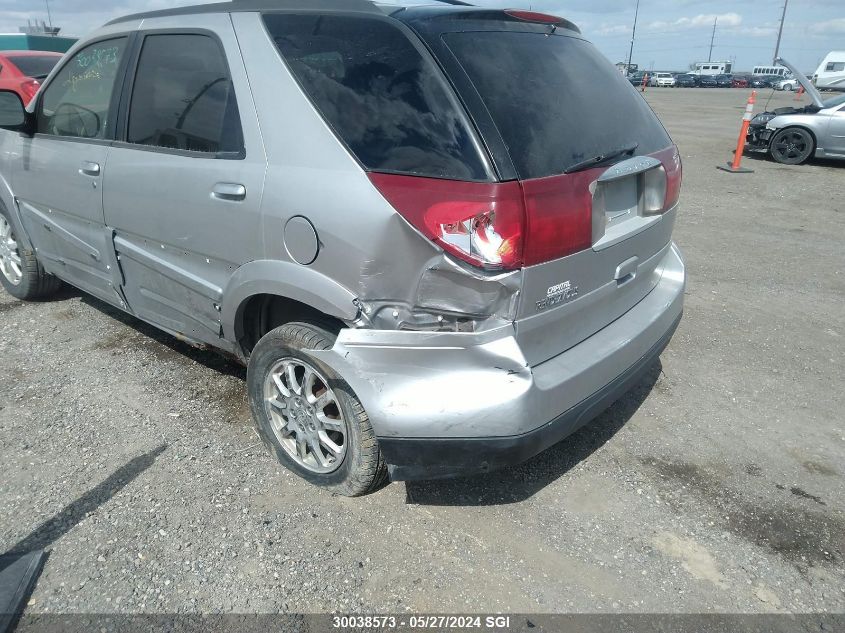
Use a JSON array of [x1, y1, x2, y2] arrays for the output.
[[1, 88, 843, 615]]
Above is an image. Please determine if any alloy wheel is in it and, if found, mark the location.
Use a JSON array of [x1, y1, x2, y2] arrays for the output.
[[263, 357, 348, 473], [0, 216, 23, 286], [772, 131, 810, 162]]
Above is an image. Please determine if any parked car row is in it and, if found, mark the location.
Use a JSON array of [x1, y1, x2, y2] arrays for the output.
[[629, 71, 796, 90]]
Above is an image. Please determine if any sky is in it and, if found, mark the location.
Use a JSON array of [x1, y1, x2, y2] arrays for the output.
[[2, 0, 843, 73]]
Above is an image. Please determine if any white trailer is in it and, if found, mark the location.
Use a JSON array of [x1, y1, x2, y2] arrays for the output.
[[813, 52, 845, 91], [692, 61, 732, 75]]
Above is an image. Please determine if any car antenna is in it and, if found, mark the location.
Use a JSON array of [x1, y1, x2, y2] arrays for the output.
[[763, 89, 776, 112]]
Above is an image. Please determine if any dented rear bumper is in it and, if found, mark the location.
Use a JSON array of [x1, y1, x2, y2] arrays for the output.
[[311, 243, 685, 480]]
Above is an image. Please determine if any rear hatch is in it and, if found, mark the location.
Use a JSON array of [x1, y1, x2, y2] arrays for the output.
[[398, 8, 682, 365], [265, 8, 681, 367]]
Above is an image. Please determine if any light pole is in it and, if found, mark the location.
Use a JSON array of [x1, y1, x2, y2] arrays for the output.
[[626, 0, 640, 74], [708, 17, 717, 62], [773, 0, 788, 65]]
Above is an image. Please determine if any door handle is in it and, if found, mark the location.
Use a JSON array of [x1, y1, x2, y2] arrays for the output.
[[79, 161, 100, 177], [212, 183, 246, 201]]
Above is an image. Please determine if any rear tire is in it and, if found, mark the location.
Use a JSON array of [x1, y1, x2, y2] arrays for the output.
[[770, 127, 814, 165], [247, 321, 388, 496], [0, 208, 62, 300]]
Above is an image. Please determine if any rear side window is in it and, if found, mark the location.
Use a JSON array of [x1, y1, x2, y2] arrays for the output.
[[7, 55, 60, 78], [263, 14, 489, 181], [127, 34, 243, 155], [444, 32, 672, 179]]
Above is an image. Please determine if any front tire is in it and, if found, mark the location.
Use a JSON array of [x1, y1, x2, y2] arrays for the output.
[[247, 321, 388, 496], [770, 127, 814, 165], [0, 209, 62, 300]]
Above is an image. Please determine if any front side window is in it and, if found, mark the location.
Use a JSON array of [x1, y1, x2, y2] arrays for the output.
[[127, 34, 243, 154], [264, 14, 489, 181], [826, 62, 845, 72], [37, 38, 127, 139]]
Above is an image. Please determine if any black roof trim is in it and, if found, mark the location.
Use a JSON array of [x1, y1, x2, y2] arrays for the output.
[[105, 0, 383, 26]]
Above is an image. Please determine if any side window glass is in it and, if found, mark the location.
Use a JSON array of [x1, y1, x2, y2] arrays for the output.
[[264, 14, 488, 180], [37, 38, 127, 139], [127, 34, 243, 154]]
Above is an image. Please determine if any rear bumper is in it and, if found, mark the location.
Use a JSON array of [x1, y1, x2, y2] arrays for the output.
[[311, 243, 685, 480], [380, 313, 679, 480]]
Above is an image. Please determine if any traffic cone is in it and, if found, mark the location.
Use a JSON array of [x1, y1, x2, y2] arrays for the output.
[[717, 90, 757, 174]]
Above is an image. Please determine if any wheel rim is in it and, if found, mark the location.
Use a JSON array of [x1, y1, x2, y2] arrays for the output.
[[263, 357, 347, 474], [773, 131, 809, 161], [0, 216, 23, 286]]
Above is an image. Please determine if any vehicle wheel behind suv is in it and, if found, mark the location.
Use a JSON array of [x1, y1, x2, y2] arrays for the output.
[[247, 321, 388, 496], [770, 127, 814, 165], [0, 208, 62, 300]]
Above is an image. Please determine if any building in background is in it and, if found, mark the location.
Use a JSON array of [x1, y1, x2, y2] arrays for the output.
[[0, 33, 76, 53], [0, 20, 76, 53]]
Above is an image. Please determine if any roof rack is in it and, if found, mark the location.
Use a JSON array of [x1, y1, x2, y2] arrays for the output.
[[107, 0, 384, 26]]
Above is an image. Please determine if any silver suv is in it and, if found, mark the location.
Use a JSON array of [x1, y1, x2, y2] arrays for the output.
[[0, 0, 685, 495]]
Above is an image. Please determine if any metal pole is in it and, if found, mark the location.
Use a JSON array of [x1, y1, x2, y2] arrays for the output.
[[708, 18, 717, 62], [626, 0, 640, 75], [773, 0, 788, 65], [44, 0, 53, 29]]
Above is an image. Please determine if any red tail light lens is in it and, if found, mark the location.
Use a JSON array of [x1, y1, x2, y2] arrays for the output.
[[504, 10, 564, 24], [663, 145, 682, 211], [520, 170, 596, 266], [368, 173, 525, 270], [20, 79, 40, 105]]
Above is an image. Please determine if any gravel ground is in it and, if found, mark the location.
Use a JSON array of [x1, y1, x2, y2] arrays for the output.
[[1, 87, 843, 615]]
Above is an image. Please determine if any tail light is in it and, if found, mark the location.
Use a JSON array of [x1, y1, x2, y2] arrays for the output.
[[369, 147, 681, 270], [368, 173, 525, 270], [663, 145, 682, 211], [520, 171, 595, 265], [20, 79, 40, 105], [641, 145, 683, 215]]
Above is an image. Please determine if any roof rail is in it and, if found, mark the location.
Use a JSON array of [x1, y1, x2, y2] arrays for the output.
[[106, 0, 382, 26]]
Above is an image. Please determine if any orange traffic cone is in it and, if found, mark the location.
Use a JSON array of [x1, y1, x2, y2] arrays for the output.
[[717, 90, 757, 174]]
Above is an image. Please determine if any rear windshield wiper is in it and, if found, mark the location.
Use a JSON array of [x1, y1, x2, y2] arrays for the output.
[[564, 143, 639, 174]]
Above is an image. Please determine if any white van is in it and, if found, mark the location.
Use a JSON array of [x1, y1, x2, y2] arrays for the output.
[[813, 52, 845, 90]]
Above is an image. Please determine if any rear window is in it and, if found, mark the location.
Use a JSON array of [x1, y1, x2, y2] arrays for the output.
[[263, 14, 489, 181], [7, 55, 60, 78], [443, 32, 672, 179]]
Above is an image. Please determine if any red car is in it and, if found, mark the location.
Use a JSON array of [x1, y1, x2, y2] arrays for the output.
[[0, 50, 63, 105], [731, 76, 750, 88]]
